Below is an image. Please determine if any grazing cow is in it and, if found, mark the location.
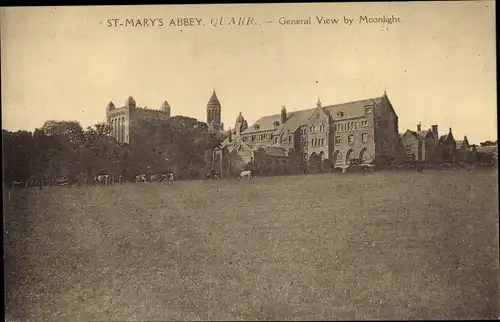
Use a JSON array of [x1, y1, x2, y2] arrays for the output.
[[94, 174, 111, 187], [240, 170, 253, 179], [157, 173, 168, 184], [135, 174, 147, 183]]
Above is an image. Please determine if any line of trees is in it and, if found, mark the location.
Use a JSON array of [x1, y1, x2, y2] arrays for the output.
[[2, 116, 223, 186]]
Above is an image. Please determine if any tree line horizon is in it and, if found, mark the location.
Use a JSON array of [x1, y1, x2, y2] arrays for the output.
[[2, 116, 497, 186]]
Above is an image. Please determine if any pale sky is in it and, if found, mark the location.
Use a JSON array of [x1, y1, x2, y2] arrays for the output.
[[1, 2, 497, 143]]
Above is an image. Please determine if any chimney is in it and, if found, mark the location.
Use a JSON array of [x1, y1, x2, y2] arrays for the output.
[[417, 123, 422, 132], [431, 125, 438, 138]]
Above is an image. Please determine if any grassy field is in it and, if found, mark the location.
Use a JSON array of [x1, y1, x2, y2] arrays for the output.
[[4, 169, 499, 321]]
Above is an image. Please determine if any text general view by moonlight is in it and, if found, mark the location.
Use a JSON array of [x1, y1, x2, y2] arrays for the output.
[[278, 14, 401, 25]]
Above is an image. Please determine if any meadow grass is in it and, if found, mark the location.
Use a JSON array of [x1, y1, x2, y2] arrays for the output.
[[4, 169, 499, 320]]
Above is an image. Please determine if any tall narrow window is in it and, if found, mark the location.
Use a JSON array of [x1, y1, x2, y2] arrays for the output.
[[121, 118, 125, 142], [348, 135, 354, 144], [117, 119, 121, 142]]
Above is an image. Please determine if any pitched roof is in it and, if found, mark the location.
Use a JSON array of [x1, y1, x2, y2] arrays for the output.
[[402, 129, 434, 142], [242, 95, 384, 135], [208, 91, 220, 106], [260, 146, 289, 157]]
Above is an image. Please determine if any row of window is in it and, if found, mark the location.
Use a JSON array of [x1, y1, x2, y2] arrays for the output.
[[299, 121, 370, 136], [335, 120, 369, 132], [241, 128, 371, 146], [110, 117, 126, 143], [335, 133, 369, 144], [311, 138, 325, 147]]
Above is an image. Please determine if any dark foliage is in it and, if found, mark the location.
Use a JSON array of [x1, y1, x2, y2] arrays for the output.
[[3, 118, 222, 186]]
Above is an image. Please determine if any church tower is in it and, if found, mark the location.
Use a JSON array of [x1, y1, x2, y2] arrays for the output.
[[207, 90, 222, 131]]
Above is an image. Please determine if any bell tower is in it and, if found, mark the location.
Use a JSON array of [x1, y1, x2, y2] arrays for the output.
[[207, 89, 221, 131]]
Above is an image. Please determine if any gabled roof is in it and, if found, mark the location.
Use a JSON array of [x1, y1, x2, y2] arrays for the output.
[[456, 140, 466, 150], [439, 130, 454, 143], [242, 95, 384, 135], [402, 129, 435, 142]]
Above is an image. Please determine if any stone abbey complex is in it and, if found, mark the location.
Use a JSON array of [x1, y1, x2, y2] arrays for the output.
[[106, 89, 478, 177], [210, 92, 405, 176]]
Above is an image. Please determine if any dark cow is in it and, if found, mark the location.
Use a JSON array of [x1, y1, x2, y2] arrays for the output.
[[206, 171, 221, 180]]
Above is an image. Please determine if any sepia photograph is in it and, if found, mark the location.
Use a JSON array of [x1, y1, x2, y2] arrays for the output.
[[1, 1, 498, 320]]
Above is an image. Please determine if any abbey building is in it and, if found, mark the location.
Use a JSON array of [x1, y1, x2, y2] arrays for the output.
[[106, 90, 225, 145], [212, 91, 406, 176]]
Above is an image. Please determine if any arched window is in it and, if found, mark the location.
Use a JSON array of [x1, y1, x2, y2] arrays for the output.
[[338, 152, 343, 161], [311, 139, 315, 146], [288, 135, 292, 143], [321, 138, 324, 146]]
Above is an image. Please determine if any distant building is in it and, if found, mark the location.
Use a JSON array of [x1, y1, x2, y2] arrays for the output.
[[106, 96, 171, 144], [472, 145, 498, 163], [439, 127, 457, 162], [400, 123, 443, 162], [455, 136, 475, 162], [212, 91, 405, 175]]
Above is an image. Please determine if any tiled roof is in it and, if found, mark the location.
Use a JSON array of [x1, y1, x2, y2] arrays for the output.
[[242, 96, 383, 135], [260, 146, 289, 157]]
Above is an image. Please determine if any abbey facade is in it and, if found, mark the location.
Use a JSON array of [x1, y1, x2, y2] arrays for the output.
[[212, 92, 407, 176]]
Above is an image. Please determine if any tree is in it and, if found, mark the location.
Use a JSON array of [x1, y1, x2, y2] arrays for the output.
[[480, 140, 497, 146]]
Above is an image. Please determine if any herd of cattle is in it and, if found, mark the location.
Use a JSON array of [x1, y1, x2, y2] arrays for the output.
[[8, 161, 494, 190], [9, 170, 254, 190]]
